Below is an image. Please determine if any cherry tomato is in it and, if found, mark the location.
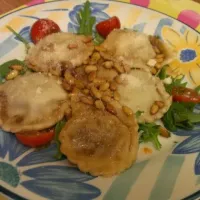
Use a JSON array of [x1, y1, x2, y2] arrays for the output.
[[96, 16, 121, 38], [172, 87, 200, 103], [30, 19, 61, 43], [16, 129, 54, 148]]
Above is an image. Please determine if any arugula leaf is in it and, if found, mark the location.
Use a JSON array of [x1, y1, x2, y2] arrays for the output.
[[139, 123, 162, 150], [54, 119, 66, 160], [77, 1, 96, 36], [164, 75, 187, 94], [162, 102, 200, 131], [7, 26, 30, 51], [0, 59, 29, 83]]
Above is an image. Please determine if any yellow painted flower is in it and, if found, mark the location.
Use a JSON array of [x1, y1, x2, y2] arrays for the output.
[[162, 26, 200, 86]]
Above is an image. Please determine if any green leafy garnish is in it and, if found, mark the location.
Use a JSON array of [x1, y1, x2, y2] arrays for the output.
[[135, 110, 144, 119], [162, 102, 200, 131], [0, 59, 29, 83], [54, 119, 66, 160], [93, 32, 105, 45], [164, 75, 187, 94], [157, 65, 168, 80], [195, 85, 200, 94], [77, 1, 96, 36], [139, 123, 162, 150], [6, 26, 30, 50]]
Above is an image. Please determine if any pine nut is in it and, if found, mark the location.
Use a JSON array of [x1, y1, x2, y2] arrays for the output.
[[82, 89, 89, 95], [80, 96, 94, 105], [155, 101, 165, 108], [122, 106, 133, 116], [159, 127, 171, 138], [10, 65, 23, 71], [151, 67, 157, 75], [82, 36, 92, 44], [110, 81, 117, 91], [156, 57, 164, 63], [95, 100, 105, 110], [99, 82, 110, 91], [91, 86, 101, 99], [123, 65, 131, 73], [68, 43, 78, 49], [75, 80, 85, 89], [93, 78, 105, 86], [150, 104, 159, 115], [155, 63, 162, 69], [156, 54, 164, 59], [62, 80, 72, 91], [102, 95, 112, 103], [113, 63, 124, 73], [106, 103, 117, 115], [115, 75, 122, 84], [64, 71, 75, 85], [72, 87, 80, 94], [6, 70, 19, 80], [88, 71, 96, 82], [83, 59, 89, 65], [103, 61, 113, 69], [90, 52, 101, 64], [95, 45, 106, 52], [85, 65, 97, 74], [153, 46, 160, 54], [114, 91, 120, 101]]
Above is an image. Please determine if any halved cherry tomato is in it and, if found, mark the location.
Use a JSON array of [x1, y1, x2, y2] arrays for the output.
[[172, 86, 200, 103], [96, 16, 121, 38], [16, 129, 54, 148], [31, 19, 61, 43]]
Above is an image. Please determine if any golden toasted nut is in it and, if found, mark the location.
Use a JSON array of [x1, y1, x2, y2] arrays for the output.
[[80, 96, 94, 105], [95, 45, 106, 52], [90, 52, 101, 64], [110, 81, 117, 91], [83, 59, 89, 65], [123, 65, 131, 73], [115, 75, 122, 84], [62, 80, 72, 91], [10, 65, 23, 71], [155, 101, 165, 108], [122, 106, 133, 116], [103, 61, 113, 69], [113, 63, 124, 73], [156, 54, 164, 59], [93, 78, 105, 86], [99, 82, 110, 91], [95, 100, 105, 110], [68, 43, 78, 49], [6, 70, 19, 80], [151, 67, 157, 75], [156, 57, 164, 64], [64, 71, 75, 85], [106, 103, 117, 115], [75, 80, 85, 89], [82, 89, 90, 95], [159, 127, 171, 138], [155, 63, 162, 69], [91, 86, 101, 99], [114, 91, 120, 101], [85, 65, 98, 74], [102, 95, 112, 103], [150, 104, 159, 115], [88, 71, 96, 82]]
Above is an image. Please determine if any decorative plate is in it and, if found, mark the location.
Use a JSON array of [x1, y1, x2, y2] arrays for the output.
[[0, 0, 200, 200]]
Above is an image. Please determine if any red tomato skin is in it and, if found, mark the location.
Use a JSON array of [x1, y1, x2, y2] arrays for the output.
[[96, 16, 121, 38], [16, 130, 54, 148], [31, 19, 61, 43], [172, 87, 200, 103]]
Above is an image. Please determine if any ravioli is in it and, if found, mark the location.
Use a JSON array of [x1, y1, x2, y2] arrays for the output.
[[101, 29, 156, 69], [0, 73, 69, 133], [118, 69, 172, 123], [59, 99, 138, 177], [26, 32, 94, 76]]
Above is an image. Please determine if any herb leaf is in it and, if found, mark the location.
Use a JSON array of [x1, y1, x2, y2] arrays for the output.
[[93, 32, 105, 45], [135, 110, 144, 119], [139, 123, 162, 150], [162, 102, 200, 131], [77, 1, 96, 36], [54, 119, 66, 160], [157, 65, 168, 80]]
